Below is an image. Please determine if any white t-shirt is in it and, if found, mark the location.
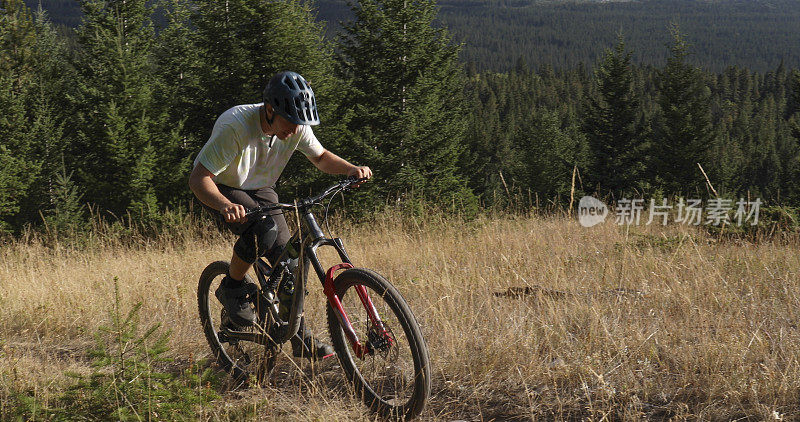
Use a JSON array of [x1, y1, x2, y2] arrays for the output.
[[194, 103, 324, 190]]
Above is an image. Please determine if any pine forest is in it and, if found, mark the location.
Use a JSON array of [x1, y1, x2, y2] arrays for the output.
[[2, 0, 800, 233]]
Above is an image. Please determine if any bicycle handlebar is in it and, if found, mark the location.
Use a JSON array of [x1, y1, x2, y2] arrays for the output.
[[244, 177, 368, 218]]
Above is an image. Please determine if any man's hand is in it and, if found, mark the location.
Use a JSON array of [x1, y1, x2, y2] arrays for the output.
[[189, 163, 250, 223], [221, 202, 248, 223], [347, 165, 372, 180]]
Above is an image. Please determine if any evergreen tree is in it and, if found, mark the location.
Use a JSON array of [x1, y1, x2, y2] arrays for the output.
[[153, 0, 202, 128], [581, 37, 648, 195], [773, 114, 798, 203], [189, 0, 337, 127], [462, 75, 517, 204], [337, 0, 476, 209], [707, 123, 744, 196], [189, 0, 341, 195], [72, 0, 184, 219], [42, 159, 86, 234], [711, 71, 752, 194], [782, 70, 800, 203], [519, 108, 588, 200], [0, 77, 37, 233], [652, 26, 712, 195], [0, 0, 45, 232], [741, 97, 781, 198], [0, 0, 36, 88], [788, 70, 800, 141], [20, 7, 80, 229], [151, 0, 201, 205]]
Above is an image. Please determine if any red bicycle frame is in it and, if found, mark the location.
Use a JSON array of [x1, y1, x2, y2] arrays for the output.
[[324, 263, 392, 359]]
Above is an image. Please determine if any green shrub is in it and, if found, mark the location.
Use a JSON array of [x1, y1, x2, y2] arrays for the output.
[[11, 278, 219, 420]]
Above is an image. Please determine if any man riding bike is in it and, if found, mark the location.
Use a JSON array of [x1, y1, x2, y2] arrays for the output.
[[189, 71, 372, 360]]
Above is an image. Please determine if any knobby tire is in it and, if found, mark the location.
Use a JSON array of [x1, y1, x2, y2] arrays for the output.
[[326, 268, 431, 420]]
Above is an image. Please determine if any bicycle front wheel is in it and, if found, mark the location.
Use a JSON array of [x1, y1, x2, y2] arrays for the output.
[[326, 268, 431, 420]]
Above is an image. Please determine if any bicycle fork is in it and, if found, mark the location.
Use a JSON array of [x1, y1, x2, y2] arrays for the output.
[[324, 263, 393, 359]]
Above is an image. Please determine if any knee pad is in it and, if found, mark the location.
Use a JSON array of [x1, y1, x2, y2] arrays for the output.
[[233, 218, 278, 264]]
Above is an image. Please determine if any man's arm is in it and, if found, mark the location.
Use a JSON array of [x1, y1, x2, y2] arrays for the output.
[[308, 149, 372, 179], [188, 163, 247, 223]]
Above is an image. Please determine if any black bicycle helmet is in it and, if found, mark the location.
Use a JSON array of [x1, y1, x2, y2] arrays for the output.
[[263, 71, 320, 125]]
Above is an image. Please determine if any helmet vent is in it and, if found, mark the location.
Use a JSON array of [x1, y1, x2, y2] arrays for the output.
[[284, 75, 299, 91], [312, 98, 318, 120]]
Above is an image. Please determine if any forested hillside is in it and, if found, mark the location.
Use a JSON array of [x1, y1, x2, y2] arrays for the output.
[[23, 0, 800, 72], [3, 0, 800, 236], [438, 0, 800, 72]]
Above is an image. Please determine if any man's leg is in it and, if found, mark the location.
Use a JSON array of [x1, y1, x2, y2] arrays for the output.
[[211, 185, 275, 326], [229, 252, 251, 280], [251, 187, 290, 263], [216, 185, 277, 274], [230, 217, 277, 274]]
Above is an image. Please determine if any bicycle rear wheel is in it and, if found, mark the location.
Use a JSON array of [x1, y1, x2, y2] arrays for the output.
[[197, 260, 274, 383], [326, 268, 431, 420]]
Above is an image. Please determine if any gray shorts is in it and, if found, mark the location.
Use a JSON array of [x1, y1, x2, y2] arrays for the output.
[[204, 184, 291, 262]]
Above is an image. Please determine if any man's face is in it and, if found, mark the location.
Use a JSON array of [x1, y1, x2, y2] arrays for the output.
[[274, 113, 299, 139]]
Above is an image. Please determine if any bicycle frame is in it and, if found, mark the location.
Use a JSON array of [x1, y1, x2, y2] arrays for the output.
[[224, 201, 388, 359], [201, 178, 431, 419]]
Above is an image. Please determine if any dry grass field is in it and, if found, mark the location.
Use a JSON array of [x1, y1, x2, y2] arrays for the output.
[[2, 213, 800, 420]]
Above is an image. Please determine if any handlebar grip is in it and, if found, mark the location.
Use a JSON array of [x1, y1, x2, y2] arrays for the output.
[[244, 204, 276, 217], [243, 207, 261, 218]]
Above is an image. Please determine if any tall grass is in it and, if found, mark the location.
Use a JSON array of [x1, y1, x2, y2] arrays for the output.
[[2, 208, 800, 419]]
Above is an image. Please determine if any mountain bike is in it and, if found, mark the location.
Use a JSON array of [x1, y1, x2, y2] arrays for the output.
[[197, 178, 431, 420]]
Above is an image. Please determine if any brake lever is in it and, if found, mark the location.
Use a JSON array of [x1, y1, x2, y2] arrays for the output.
[[245, 204, 276, 219], [343, 177, 368, 191]]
